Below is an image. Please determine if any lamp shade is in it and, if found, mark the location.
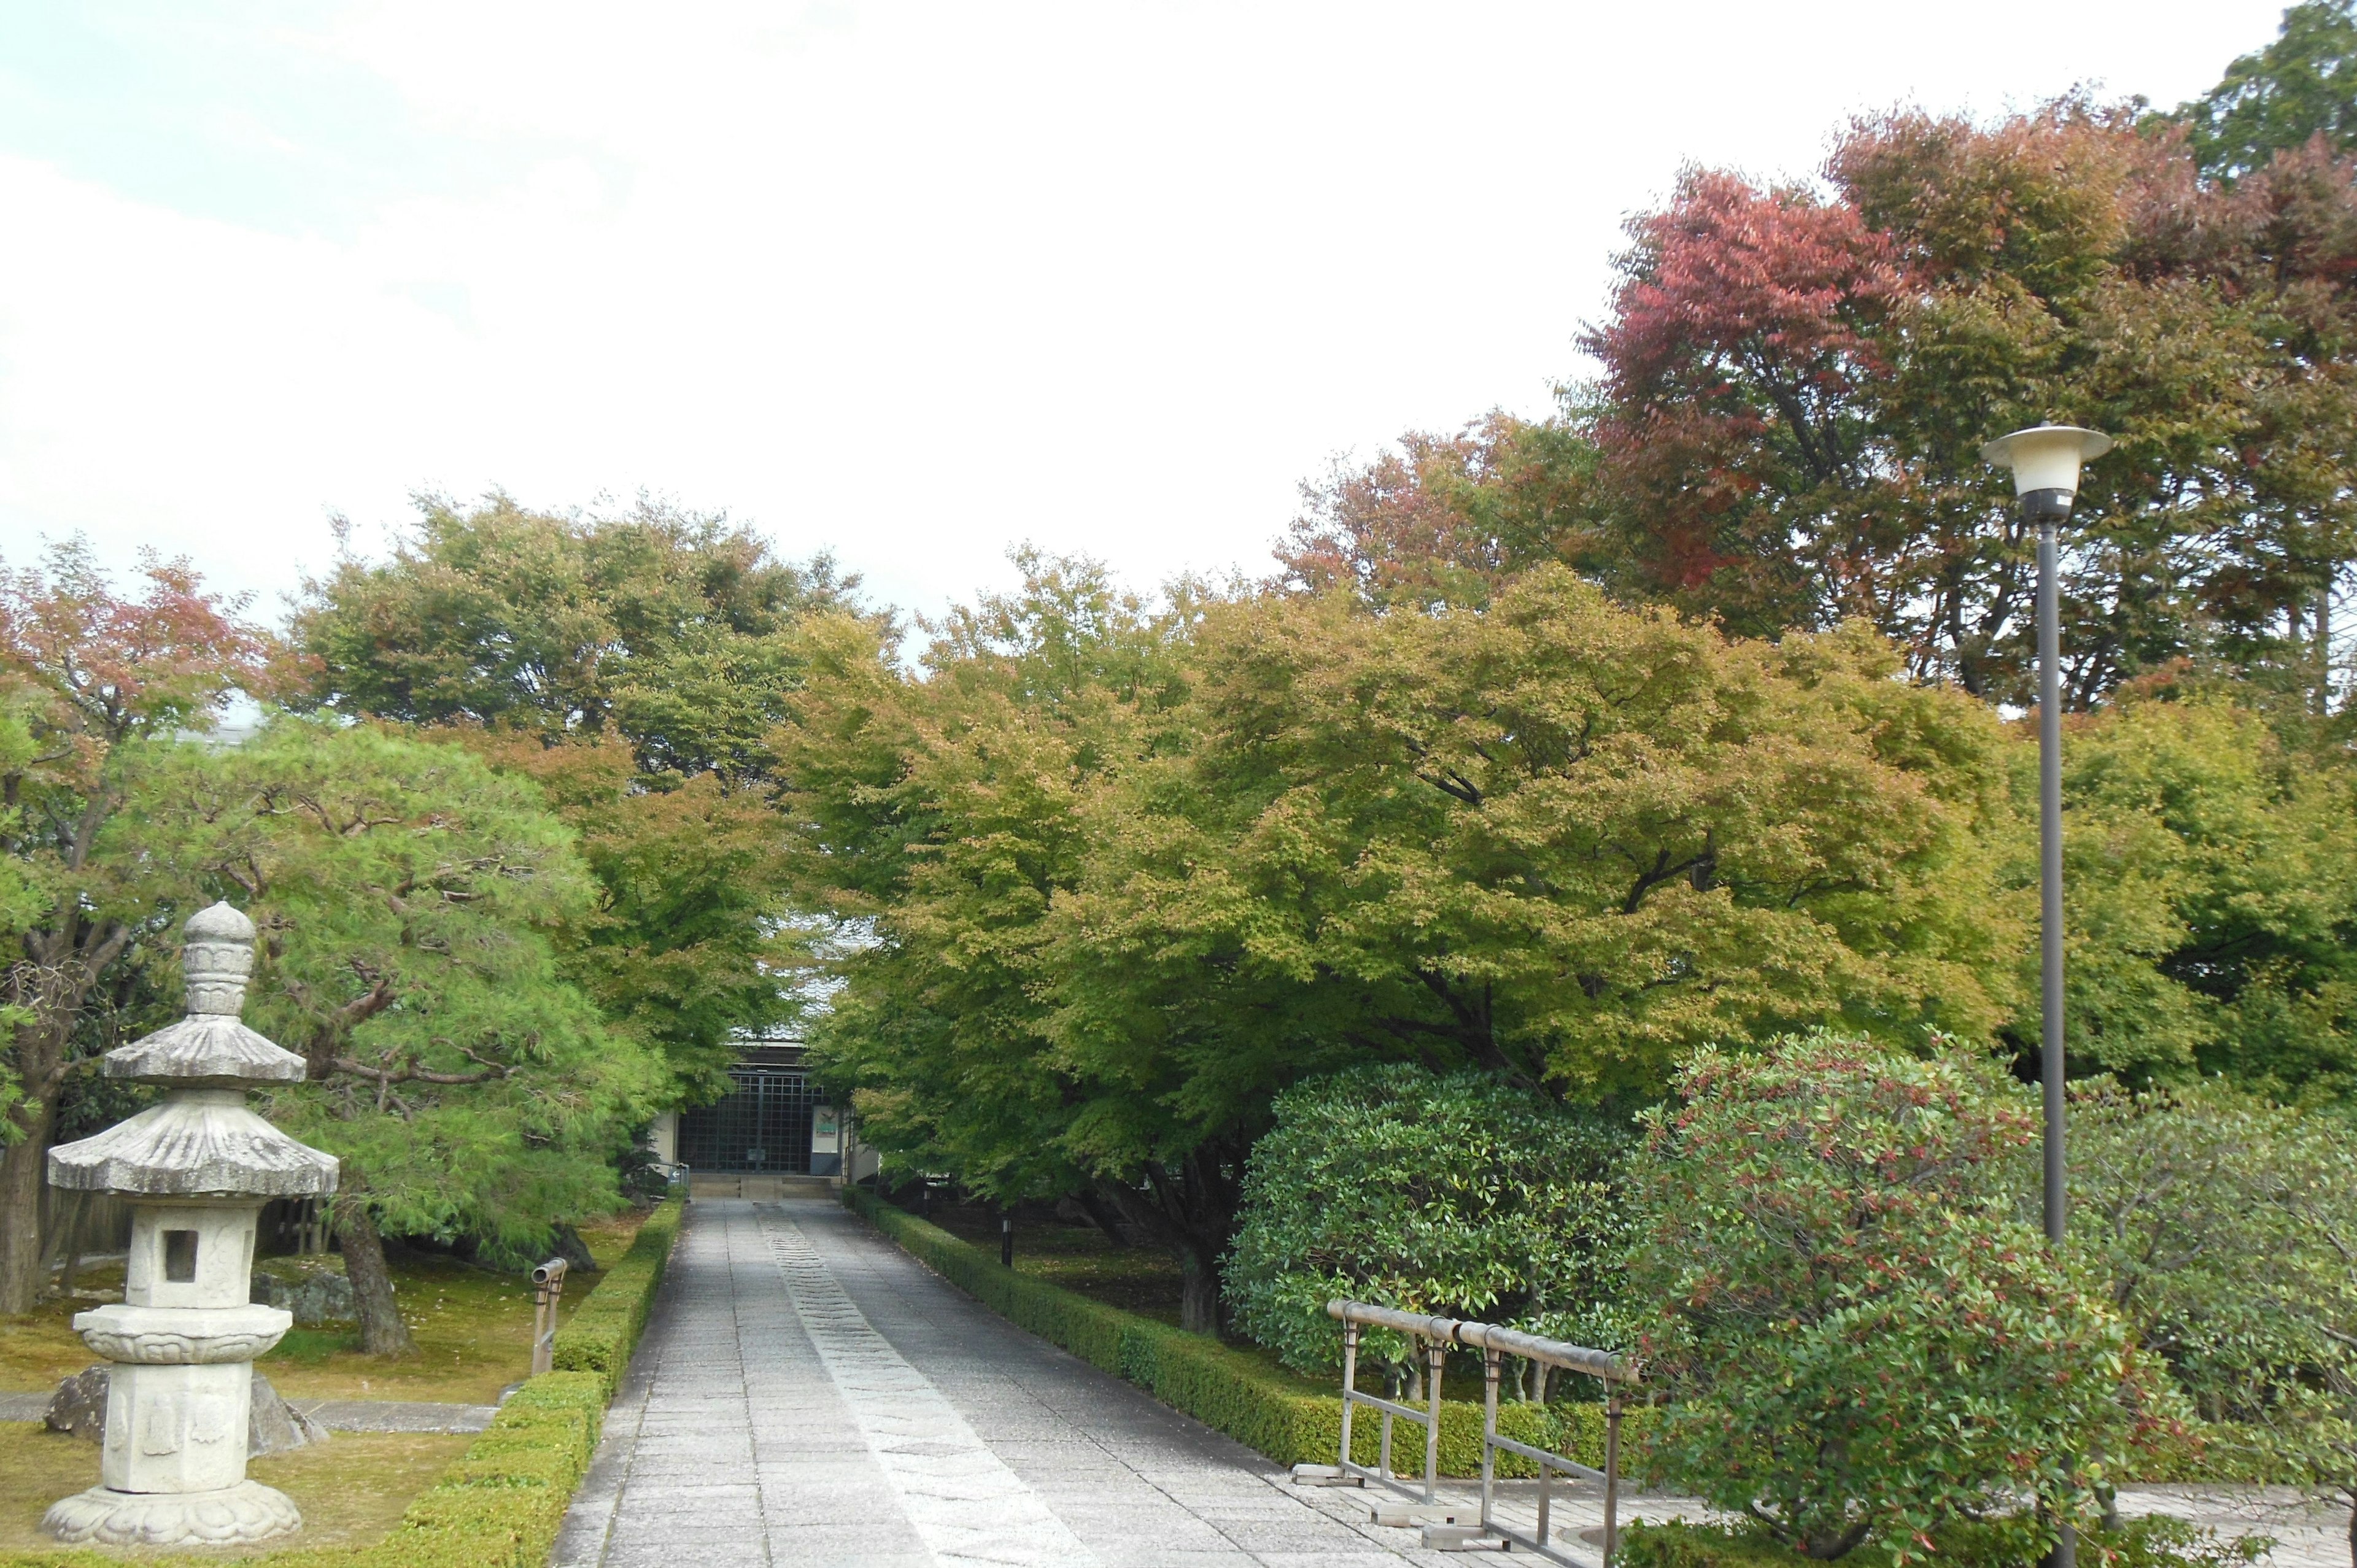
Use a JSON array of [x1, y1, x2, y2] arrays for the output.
[[1980, 425, 2113, 496]]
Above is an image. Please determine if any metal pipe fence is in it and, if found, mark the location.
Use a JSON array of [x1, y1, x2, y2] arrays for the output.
[[1290, 1299, 1636, 1566]]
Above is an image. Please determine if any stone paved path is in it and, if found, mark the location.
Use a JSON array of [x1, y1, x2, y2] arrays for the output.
[[552, 1198, 1458, 1568]]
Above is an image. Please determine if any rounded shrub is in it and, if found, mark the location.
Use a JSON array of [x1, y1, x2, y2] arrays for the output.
[[1629, 1034, 2180, 1562], [1223, 1064, 1630, 1382]]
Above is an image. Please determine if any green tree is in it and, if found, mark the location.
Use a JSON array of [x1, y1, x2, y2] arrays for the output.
[[2174, 1, 2357, 180], [294, 495, 853, 776], [1280, 413, 1609, 612], [0, 541, 269, 1315], [1053, 569, 2024, 1105], [293, 495, 856, 1102], [1224, 1064, 1628, 1388], [1630, 1035, 2175, 1562], [778, 552, 1220, 1310], [2052, 695, 2357, 1099], [456, 732, 801, 1104], [121, 719, 658, 1353], [788, 562, 2030, 1329]]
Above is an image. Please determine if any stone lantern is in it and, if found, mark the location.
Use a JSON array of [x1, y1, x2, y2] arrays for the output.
[[42, 902, 340, 1548]]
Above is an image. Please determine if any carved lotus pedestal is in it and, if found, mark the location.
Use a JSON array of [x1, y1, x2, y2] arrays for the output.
[[42, 904, 338, 1549]]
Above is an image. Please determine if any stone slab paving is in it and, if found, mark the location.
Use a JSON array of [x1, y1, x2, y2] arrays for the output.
[[554, 1198, 1458, 1568], [290, 1397, 497, 1433]]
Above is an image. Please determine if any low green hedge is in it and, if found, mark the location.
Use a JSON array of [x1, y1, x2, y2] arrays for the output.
[[0, 1198, 684, 1567], [842, 1185, 1644, 1475], [552, 1195, 684, 1398]]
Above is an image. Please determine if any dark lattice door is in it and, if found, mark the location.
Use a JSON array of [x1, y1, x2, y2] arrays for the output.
[[676, 1067, 817, 1173]]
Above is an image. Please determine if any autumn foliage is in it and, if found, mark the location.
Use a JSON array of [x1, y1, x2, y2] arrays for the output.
[[1287, 99, 2357, 713]]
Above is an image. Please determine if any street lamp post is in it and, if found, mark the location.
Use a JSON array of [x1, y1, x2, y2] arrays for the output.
[[1980, 423, 2112, 1568]]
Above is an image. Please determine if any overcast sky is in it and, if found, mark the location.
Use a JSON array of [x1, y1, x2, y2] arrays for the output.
[[0, 1, 2293, 626]]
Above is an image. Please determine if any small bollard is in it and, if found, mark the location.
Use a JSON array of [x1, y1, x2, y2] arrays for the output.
[[1000, 1214, 1013, 1267], [530, 1257, 569, 1375]]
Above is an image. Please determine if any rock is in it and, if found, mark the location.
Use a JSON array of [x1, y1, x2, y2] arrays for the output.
[[251, 1256, 355, 1324], [42, 1365, 109, 1440], [248, 1372, 328, 1454], [548, 1222, 597, 1274], [42, 1366, 328, 1454]]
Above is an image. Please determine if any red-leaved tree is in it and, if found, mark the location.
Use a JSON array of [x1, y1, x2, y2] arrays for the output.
[[0, 540, 271, 1312]]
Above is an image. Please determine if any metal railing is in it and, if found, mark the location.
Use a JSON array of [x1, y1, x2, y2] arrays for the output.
[[529, 1257, 569, 1376], [1290, 1299, 1637, 1566]]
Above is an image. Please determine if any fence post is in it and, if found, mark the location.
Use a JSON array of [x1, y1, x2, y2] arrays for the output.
[[1603, 1392, 1624, 1568], [1422, 1338, 1446, 1504], [530, 1257, 568, 1375], [1479, 1346, 1500, 1536], [1337, 1321, 1360, 1470]]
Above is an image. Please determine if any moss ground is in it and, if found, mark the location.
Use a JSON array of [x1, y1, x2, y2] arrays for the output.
[[922, 1202, 1190, 1324], [0, 1211, 648, 1407], [0, 1422, 469, 1558]]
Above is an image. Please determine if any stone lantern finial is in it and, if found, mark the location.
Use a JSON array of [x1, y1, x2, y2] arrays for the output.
[[41, 903, 339, 1548], [180, 902, 256, 1016]]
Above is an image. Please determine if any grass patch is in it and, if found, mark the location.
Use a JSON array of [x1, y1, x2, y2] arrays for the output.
[[0, 1423, 469, 1558], [1, 1210, 653, 1407]]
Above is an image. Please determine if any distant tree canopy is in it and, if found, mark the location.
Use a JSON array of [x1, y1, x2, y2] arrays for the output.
[[293, 493, 858, 780], [2172, 0, 2357, 180], [292, 497, 863, 1102], [1287, 95, 2357, 714]]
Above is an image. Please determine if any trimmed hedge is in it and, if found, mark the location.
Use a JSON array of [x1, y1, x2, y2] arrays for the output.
[[0, 1197, 684, 1567], [842, 1185, 1642, 1475], [553, 1195, 684, 1397]]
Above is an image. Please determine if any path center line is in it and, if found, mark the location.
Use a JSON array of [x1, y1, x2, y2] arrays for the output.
[[762, 1208, 1102, 1568]]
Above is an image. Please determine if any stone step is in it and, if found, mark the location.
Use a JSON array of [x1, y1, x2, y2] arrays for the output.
[[687, 1173, 839, 1201]]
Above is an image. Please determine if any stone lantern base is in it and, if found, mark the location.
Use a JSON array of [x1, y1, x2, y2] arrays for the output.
[[42, 1478, 302, 1547]]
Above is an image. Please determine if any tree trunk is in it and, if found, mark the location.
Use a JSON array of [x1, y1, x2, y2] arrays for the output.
[[0, 1111, 56, 1314], [1177, 1245, 1220, 1335], [1071, 1188, 1131, 1249], [1093, 1153, 1242, 1338], [1, 917, 131, 1315], [335, 1192, 416, 1356]]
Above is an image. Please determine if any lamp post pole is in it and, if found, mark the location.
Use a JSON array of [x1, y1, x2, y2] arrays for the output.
[[2036, 510, 2067, 1248], [1983, 425, 2111, 1568]]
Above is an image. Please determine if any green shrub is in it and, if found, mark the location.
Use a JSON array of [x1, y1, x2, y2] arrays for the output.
[[1225, 1064, 1631, 1383], [1629, 1037, 2177, 1561], [1616, 1517, 2267, 1568], [2069, 1081, 2357, 1527]]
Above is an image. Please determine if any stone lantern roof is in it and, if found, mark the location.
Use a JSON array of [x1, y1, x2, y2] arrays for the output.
[[48, 902, 338, 1199]]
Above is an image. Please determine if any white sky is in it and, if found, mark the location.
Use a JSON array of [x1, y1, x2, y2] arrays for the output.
[[0, 1, 2293, 627]]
